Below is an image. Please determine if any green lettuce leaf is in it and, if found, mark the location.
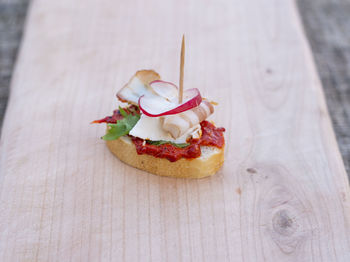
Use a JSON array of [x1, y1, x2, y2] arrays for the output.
[[147, 140, 190, 148], [102, 107, 140, 141]]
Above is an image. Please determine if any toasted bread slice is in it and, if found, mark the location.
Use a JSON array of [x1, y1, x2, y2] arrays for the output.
[[135, 69, 160, 84], [106, 136, 224, 178]]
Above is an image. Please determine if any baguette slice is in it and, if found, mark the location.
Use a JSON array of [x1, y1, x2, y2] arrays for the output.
[[106, 136, 224, 178]]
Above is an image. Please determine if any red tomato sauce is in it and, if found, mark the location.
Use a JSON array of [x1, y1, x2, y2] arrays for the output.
[[92, 110, 123, 124], [92, 105, 140, 124], [94, 107, 225, 162], [131, 121, 225, 162]]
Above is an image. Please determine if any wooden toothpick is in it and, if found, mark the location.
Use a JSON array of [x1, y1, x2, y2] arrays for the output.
[[179, 35, 185, 103]]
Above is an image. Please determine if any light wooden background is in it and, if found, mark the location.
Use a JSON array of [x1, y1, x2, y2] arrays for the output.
[[0, 0, 350, 261]]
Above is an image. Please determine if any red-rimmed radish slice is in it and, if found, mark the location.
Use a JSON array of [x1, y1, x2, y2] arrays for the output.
[[139, 88, 202, 117], [149, 80, 178, 101]]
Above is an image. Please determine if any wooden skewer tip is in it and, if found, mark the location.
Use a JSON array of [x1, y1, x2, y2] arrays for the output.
[[179, 35, 185, 104]]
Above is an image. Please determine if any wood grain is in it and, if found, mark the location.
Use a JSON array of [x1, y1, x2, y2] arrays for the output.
[[297, 0, 350, 176], [0, 0, 29, 130], [0, 0, 350, 261]]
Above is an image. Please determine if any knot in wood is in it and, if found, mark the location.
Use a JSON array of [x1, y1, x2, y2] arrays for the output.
[[246, 168, 257, 174], [272, 209, 297, 236]]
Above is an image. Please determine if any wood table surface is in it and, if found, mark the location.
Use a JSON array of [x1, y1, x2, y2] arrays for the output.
[[297, 0, 350, 176], [1, 0, 350, 261], [2, 0, 350, 177]]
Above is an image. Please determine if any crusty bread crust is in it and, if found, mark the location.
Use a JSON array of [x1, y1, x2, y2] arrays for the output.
[[106, 136, 224, 178], [135, 69, 160, 84]]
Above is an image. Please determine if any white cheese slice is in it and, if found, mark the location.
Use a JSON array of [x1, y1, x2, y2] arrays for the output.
[[129, 114, 201, 144]]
